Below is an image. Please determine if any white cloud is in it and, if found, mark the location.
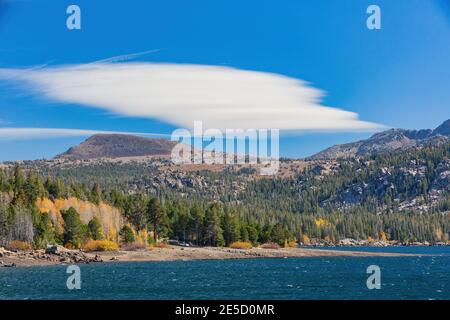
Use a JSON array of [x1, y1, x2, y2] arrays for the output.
[[0, 127, 168, 140], [0, 63, 384, 131]]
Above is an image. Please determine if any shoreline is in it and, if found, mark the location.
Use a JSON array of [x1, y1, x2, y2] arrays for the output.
[[0, 245, 424, 268]]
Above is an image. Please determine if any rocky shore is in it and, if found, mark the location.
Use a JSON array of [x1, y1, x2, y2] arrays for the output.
[[0, 245, 103, 267], [0, 245, 419, 267], [304, 238, 450, 247]]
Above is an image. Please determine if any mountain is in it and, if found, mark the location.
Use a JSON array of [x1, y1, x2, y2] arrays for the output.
[[308, 119, 450, 160], [55, 134, 178, 160], [3, 131, 449, 245], [433, 119, 450, 136]]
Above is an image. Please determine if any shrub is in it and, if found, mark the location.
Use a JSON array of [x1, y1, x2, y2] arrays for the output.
[[149, 242, 168, 249], [284, 240, 298, 248], [64, 243, 76, 250], [260, 242, 280, 249], [229, 241, 253, 249], [120, 242, 147, 251], [301, 234, 311, 245], [7, 240, 33, 251], [83, 239, 118, 252], [155, 242, 168, 248]]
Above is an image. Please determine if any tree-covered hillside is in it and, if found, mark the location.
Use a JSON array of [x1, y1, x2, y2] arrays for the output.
[[1, 143, 449, 247]]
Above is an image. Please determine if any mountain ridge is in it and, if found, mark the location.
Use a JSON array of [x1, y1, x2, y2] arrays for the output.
[[54, 120, 450, 161], [308, 119, 450, 160]]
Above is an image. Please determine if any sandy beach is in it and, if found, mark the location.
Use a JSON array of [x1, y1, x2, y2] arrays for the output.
[[0, 246, 416, 267]]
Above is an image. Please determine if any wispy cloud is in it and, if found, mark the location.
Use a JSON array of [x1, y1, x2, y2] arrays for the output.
[[88, 49, 164, 64], [0, 62, 384, 132], [0, 127, 169, 140]]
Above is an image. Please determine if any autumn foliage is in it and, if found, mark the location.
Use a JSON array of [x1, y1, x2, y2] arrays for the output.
[[284, 240, 297, 248], [301, 234, 311, 245], [229, 241, 253, 249], [260, 242, 281, 249], [7, 240, 33, 251], [83, 239, 118, 252], [150, 242, 169, 249]]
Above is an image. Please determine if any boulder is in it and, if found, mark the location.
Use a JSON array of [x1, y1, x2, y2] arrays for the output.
[[45, 244, 69, 255], [339, 238, 358, 246], [2, 262, 16, 267], [92, 254, 103, 262], [0, 247, 12, 257]]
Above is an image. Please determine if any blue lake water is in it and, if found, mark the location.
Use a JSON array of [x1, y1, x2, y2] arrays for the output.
[[308, 245, 450, 255], [1, 247, 449, 300]]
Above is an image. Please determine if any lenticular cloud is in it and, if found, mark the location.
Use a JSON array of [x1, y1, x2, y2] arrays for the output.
[[0, 63, 383, 131]]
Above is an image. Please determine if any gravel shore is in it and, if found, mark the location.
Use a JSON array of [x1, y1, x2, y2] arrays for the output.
[[0, 245, 416, 267]]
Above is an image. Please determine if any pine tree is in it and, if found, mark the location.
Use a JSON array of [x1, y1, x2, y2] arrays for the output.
[[88, 216, 103, 240], [147, 197, 164, 241]]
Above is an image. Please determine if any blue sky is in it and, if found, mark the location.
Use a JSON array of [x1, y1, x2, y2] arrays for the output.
[[0, 0, 449, 161]]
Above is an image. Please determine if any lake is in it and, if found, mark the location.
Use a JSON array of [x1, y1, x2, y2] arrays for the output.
[[1, 246, 449, 300]]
